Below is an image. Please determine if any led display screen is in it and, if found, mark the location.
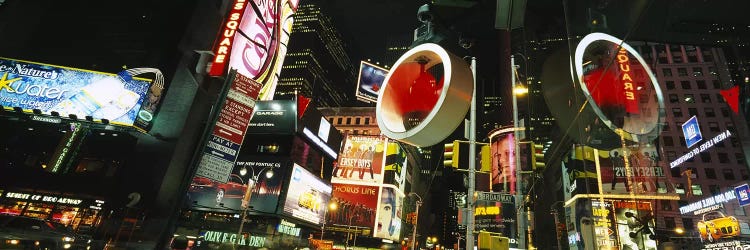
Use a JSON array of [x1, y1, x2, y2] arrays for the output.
[[356, 61, 388, 103], [0, 57, 152, 126], [333, 135, 386, 184], [282, 164, 332, 225]]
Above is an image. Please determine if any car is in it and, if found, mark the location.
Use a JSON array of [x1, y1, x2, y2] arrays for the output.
[[298, 189, 321, 212], [189, 174, 248, 205], [0, 215, 77, 249], [697, 211, 740, 243]]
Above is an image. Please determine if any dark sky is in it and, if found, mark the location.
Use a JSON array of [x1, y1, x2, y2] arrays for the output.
[[320, 0, 428, 62]]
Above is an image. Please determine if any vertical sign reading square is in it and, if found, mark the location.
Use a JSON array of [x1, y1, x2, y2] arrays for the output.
[[681, 116, 702, 148], [735, 184, 750, 207]]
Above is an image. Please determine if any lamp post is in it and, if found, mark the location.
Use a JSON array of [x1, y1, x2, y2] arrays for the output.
[[321, 202, 337, 240], [511, 54, 530, 249], [237, 165, 278, 236], [409, 193, 423, 250]]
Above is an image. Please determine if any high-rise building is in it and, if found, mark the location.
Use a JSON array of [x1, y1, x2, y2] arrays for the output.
[[276, 3, 356, 107], [632, 42, 750, 243]]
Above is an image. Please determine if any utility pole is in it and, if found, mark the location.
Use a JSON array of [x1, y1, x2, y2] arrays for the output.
[[512, 55, 527, 249], [411, 193, 423, 250], [466, 57, 477, 250]]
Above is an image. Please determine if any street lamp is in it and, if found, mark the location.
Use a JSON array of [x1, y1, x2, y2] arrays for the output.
[[321, 201, 337, 240], [237, 164, 278, 235], [409, 193, 423, 250]]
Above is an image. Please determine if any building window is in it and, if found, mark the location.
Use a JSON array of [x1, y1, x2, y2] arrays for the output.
[[726, 122, 735, 132], [709, 66, 717, 75], [719, 153, 729, 163], [682, 218, 694, 230], [705, 168, 717, 179], [736, 206, 746, 216], [665, 217, 676, 229], [709, 185, 721, 195], [708, 122, 720, 132], [700, 152, 711, 163], [661, 200, 672, 211], [737, 153, 746, 165], [723, 169, 735, 180], [666, 81, 675, 90], [688, 108, 698, 117], [741, 223, 750, 235], [671, 168, 681, 178], [337, 117, 343, 124], [353, 130, 359, 134], [697, 80, 707, 89], [675, 184, 685, 194], [732, 137, 740, 147], [679, 136, 686, 147], [662, 123, 670, 131], [691, 184, 703, 196], [669, 94, 679, 103], [672, 108, 682, 117], [717, 94, 725, 103], [741, 169, 749, 180], [678, 68, 688, 76], [681, 81, 692, 89], [705, 108, 715, 117], [663, 136, 674, 146], [692, 67, 703, 76], [666, 151, 677, 161], [365, 117, 370, 124], [721, 108, 730, 117], [700, 94, 711, 103], [662, 68, 673, 77], [685, 94, 695, 103], [346, 117, 351, 125], [355, 117, 361, 124], [713, 80, 721, 89]]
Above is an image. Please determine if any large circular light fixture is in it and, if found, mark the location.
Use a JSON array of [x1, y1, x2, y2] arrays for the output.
[[376, 43, 473, 147]]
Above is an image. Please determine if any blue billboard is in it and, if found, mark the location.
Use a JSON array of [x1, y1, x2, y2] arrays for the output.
[[0, 57, 155, 127], [681, 116, 703, 148]]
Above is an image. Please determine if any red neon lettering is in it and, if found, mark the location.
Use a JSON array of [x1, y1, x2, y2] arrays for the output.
[[618, 49, 639, 112], [208, 0, 248, 76]]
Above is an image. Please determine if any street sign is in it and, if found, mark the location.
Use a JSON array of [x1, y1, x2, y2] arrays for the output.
[[475, 191, 514, 204]]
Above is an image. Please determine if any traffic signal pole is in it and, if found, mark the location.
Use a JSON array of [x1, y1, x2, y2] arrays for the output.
[[466, 56, 477, 250]]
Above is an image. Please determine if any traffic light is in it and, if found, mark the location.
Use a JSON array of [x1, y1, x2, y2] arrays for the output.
[[478, 231, 491, 250], [443, 142, 455, 168], [531, 142, 545, 171], [480, 144, 491, 172]]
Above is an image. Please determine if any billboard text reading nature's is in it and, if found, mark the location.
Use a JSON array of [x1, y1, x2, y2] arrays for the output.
[[0, 58, 150, 126]]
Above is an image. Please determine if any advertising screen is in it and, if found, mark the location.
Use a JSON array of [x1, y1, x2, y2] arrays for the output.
[[474, 193, 517, 247], [300, 104, 343, 159], [356, 61, 389, 103], [333, 135, 386, 184], [327, 183, 379, 234], [572, 199, 657, 250], [383, 141, 407, 192], [374, 186, 403, 240], [282, 164, 332, 225], [611, 200, 656, 250], [188, 158, 286, 213], [225, 0, 299, 100], [0, 57, 153, 127], [489, 128, 530, 194], [678, 183, 750, 249]]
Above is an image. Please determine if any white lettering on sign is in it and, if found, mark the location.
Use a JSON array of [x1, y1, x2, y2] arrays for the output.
[[680, 190, 737, 214], [4, 192, 83, 205], [203, 231, 266, 247], [671, 130, 732, 168]]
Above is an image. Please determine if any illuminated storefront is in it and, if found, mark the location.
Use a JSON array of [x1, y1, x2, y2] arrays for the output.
[[0, 189, 105, 234]]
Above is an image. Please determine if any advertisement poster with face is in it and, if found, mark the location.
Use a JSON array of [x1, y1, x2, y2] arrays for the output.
[[327, 183, 378, 232], [333, 135, 386, 184], [282, 164, 332, 225], [374, 186, 402, 240], [187, 159, 286, 213], [490, 129, 531, 194]]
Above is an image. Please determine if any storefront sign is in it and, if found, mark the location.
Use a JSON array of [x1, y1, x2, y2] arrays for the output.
[[277, 219, 301, 236], [680, 189, 737, 215], [201, 230, 266, 248], [671, 129, 732, 168], [4, 191, 83, 205], [0, 57, 155, 127], [31, 115, 61, 123]]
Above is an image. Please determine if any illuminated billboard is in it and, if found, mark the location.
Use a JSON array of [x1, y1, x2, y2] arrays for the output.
[[333, 135, 386, 184], [0, 57, 162, 128], [489, 127, 531, 194], [383, 142, 408, 192], [326, 183, 378, 235], [282, 164, 332, 225], [571, 199, 657, 250], [678, 183, 750, 249], [356, 61, 388, 103], [188, 158, 286, 213], [210, 0, 299, 101], [374, 186, 403, 240]]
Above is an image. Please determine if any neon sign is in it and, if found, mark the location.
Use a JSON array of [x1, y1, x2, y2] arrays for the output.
[[670, 130, 732, 168], [201, 231, 266, 247], [679, 189, 737, 215], [616, 48, 639, 113], [208, 0, 249, 76]]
